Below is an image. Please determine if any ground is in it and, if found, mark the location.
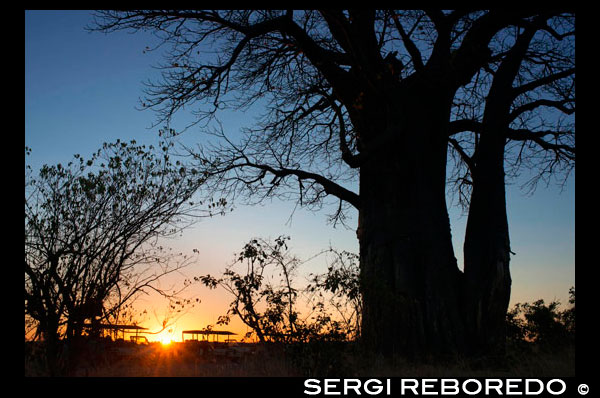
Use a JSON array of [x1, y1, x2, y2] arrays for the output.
[[24, 338, 575, 377]]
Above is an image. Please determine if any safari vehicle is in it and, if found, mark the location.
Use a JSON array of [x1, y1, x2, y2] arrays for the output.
[[130, 335, 149, 344], [182, 329, 254, 360]]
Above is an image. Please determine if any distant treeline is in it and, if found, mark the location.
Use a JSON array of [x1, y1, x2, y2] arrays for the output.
[[505, 287, 575, 348]]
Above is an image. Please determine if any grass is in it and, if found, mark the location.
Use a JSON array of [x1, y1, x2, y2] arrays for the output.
[[25, 339, 575, 377]]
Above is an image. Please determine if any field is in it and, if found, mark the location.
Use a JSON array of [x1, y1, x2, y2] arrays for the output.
[[24, 338, 575, 377]]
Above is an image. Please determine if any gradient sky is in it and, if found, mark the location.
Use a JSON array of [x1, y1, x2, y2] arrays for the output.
[[25, 10, 575, 342]]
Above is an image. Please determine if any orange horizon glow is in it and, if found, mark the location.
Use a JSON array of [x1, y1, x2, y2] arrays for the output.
[[129, 289, 257, 345], [145, 322, 254, 344], [160, 335, 173, 346]]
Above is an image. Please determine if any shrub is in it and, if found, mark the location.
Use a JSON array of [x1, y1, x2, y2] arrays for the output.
[[506, 287, 575, 349]]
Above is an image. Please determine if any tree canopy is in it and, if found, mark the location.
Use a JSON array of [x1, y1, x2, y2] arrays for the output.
[[89, 10, 575, 358], [25, 138, 214, 371], [90, 10, 574, 216]]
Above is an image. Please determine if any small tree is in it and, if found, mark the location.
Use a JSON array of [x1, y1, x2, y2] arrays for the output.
[[560, 287, 575, 336], [200, 236, 301, 342], [505, 287, 575, 348], [25, 138, 213, 373], [200, 237, 362, 344], [307, 249, 362, 340]]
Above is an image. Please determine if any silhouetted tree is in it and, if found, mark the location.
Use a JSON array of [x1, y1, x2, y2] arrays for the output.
[[200, 236, 303, 343], [90, 10, 575, 358], [505, 287, 575, 348], [307, 249, 362, 340], [25, 139, 209, 373], [200, 237, 360, 343], [447, 13, 574, 355], [561, 287, 575, 336]]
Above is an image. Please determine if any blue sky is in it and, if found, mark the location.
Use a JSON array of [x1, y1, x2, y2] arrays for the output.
[[25, 10, 575, 333]]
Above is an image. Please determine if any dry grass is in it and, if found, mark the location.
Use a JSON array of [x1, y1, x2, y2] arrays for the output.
[[350, 347, 575, 378], [78, 346, 300, 377], [25, 341, 575, 377]]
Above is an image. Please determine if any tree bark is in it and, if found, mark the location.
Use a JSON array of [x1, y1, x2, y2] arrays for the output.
[[463, 122, 512, 356], [358, 84, 465, 358]]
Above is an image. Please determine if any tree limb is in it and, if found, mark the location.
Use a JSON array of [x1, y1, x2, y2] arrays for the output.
[[390, 11, 424, 71], [509, 98, 575, 122], [236, 160, 360, 209], [511, 67, 575, 98]]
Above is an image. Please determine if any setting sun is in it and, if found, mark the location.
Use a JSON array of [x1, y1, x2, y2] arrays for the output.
[[160, 336, 173, 346], [25, 9, 576, 380]]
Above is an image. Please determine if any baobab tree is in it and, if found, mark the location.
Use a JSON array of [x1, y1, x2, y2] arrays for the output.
[[447, 13, 574, 354], [90, 10, 575, 358]]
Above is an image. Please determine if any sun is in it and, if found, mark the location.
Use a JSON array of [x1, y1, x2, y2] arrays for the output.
[[160, 335, 173, 346]]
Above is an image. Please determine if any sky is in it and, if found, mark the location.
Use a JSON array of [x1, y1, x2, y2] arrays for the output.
[[25, 10, 575, 343]]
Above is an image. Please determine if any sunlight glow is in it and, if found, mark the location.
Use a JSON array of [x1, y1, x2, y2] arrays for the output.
[[160, 335, 173, 346]]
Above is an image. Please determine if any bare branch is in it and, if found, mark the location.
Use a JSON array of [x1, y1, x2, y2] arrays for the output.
[[509, 98, 575, 122], [390, 11, 424, 71], [448, 137, 475, 172], [512, 67, 575, 98]]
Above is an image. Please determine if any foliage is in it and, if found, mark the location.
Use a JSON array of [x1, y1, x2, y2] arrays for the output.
[[25, 139, 214, 371], [199, 236, 299, 342], [306, 249, 362, 340], [199, 237, 361, 343], [505, 287, 575, 348]]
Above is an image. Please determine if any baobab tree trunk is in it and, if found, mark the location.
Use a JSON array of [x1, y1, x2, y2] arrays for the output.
[[358, 89, 465, 358], [463, 122, 512, 356]]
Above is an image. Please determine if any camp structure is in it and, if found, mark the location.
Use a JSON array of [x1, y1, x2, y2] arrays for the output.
[[83, 323, 148, 342], [182, 329, 237, 343]]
